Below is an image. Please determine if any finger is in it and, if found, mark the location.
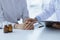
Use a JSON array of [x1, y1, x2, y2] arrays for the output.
[[25, 22, 34, 30], [24, 21, 28, 27], [25, 22, 31, 28], [27, 22, 34, 30], [26, 25, 34, 30], [28, 23, 34, 30], [24, 21, 30, 27], [25, 22, 33, 29], [24, 22, 31, 30]]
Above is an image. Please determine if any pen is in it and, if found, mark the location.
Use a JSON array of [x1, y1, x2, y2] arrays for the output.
[[38, 22, 44, 28]]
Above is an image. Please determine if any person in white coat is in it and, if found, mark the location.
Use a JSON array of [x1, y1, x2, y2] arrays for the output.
[[25, 0, 60, 29], [0, 0, 29, 24]]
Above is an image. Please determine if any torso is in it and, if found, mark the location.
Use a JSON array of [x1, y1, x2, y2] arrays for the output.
[[0, 0, 23, 22]]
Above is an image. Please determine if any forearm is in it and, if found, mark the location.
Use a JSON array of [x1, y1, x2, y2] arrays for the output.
[[35, 3, 55, 22]]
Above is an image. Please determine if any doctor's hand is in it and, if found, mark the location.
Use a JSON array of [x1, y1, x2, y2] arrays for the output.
[[25, 18, 37, 23], [24, 21, 34, 30], [24, 18, 38, 30]]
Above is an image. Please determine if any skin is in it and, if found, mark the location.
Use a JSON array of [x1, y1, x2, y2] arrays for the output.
[[15, 18, 60, 30], [25, 18, 60, 29], [52, 23, 60, 29], [24, 18, 37, 30], [24, 21, 34, 30]]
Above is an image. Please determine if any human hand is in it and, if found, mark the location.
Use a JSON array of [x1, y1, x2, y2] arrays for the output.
[[25, 18, 37, 24], [24, 21, 34, 30], [23, 18, 37, 30], [52, 23, 60, 29]]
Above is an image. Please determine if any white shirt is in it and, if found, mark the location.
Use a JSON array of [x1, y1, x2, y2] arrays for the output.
[[0, 0, 29, 23], [36, 0, 60, 22]]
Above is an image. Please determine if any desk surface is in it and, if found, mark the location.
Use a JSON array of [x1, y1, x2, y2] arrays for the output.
[[38, 27, 60, 40], [0, 29, 33, 40], [0, 27, 60, 40]]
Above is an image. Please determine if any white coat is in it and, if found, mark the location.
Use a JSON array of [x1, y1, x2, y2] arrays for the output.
[[36, 0, 60, 22]]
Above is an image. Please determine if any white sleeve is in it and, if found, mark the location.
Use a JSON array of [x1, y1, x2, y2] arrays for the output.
[[0, 1, 5, 22], [22, 0, 29, 22], [36, 0, 55, 22]]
